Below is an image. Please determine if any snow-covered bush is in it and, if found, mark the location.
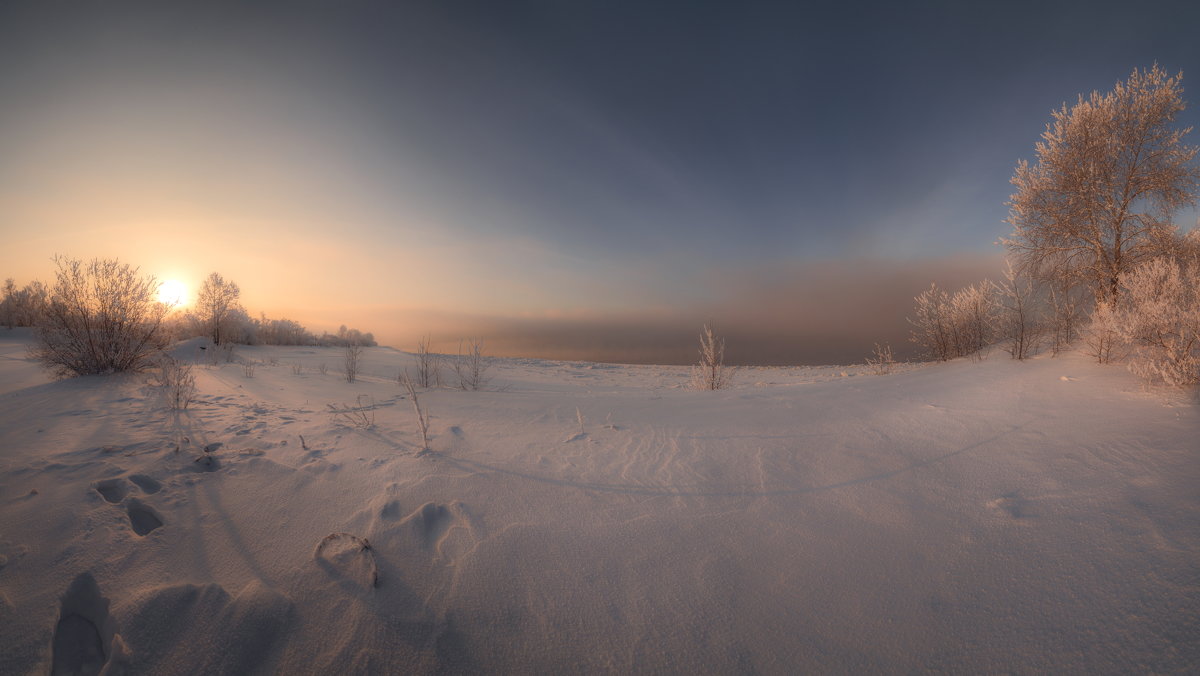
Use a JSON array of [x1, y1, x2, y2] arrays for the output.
[[691, 324, 734, 390], [1110, 257, 1200, 387], [31, 256, 170, 377]]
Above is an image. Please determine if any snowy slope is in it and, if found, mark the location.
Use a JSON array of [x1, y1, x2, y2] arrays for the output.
[[1, 330, 1197, 673]]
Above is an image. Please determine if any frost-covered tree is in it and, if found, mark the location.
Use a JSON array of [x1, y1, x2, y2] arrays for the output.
[[1, 278, 48, 329], [949, 282, 996, 361], [196, 272, 242, 345], [994, 262, 1042, 360], [1, 278, 15, 329], [1047, 277, 1087, 355], [31, 256, 170, 377], [909, 282, 996, 361], [1005, 65, 1200, 303], [909, 283, 954, 361]]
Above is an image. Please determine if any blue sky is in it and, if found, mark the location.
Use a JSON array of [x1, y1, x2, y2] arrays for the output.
[[1, 0, 1198, 363]]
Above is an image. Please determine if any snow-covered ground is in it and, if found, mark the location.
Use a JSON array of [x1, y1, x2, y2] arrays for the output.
[[1, 328, 1197, 673]]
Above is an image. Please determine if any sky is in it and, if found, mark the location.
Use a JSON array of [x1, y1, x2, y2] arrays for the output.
[[1, 0, 1198, 364]]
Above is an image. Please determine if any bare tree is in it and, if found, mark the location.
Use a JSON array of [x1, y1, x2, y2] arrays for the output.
[[1006, 65, 1200, 303], [31, 256, 170, 377], [691, 324, 734, 390], [196, 272, 242, 345], [453, 337, 491, 391]]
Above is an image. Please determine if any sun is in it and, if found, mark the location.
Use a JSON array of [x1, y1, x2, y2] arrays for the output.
[[158, 279, 187, 307]]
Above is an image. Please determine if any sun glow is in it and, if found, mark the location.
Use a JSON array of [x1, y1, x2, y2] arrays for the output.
[[158, 279, 187, 307]]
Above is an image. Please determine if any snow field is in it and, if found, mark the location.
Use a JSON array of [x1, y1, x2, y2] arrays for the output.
[[0, 330, 1197, 673]]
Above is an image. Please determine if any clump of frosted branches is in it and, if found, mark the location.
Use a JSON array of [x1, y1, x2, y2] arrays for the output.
[[1109, 257, 1200, 387]]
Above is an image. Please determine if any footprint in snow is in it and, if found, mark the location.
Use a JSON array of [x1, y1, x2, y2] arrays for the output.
[[94, 479, 127, 504], [128, 474, 161, 494], [125, 498, 163, 536]]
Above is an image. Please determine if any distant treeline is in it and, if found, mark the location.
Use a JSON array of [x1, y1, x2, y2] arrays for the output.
[[1, 275, 375, 348]]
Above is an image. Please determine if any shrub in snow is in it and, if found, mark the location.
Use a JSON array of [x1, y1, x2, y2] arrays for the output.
[[865, 343, 896, 375], [399, 370, 431, 452], [691, 324, 734, 390], [344, 342, 363, 383], [153, 356, 196, 410], [1110, 257, 1200, 387], [328, 395, 376, 429], [31, 256, 170, 377], [453, 337, 491, 391], [414, 335, 442, 388]]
